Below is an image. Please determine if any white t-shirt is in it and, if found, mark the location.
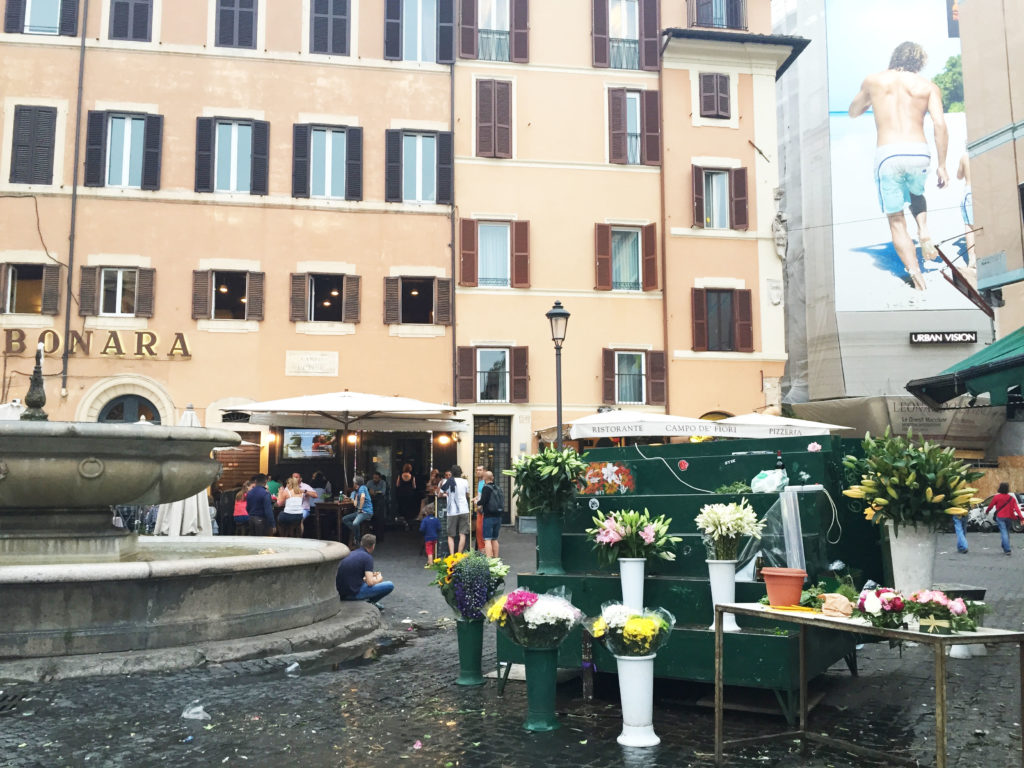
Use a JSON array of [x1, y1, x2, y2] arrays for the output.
[[445, 477, 470, 516]]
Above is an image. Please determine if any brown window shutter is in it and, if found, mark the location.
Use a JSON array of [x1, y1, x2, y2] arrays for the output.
[[641, 90, 660, 165], [343, 274, 361, 323], [608, 88, 627, 164], [383, 0, 401, 60], [383, 276, 401, 324], [245, 272, 265, 321], [730, 167, 749, 231], [289, 273, 308, 322], [476, 79, 495, 158], [594, 223, 612, 290], [638, 0, 659, 71], [135, 268, 155, 318], [733, 289, 754, 352], [459, 0, 477, 58], [511, 220, 530, 288], [0, 265, 7, 311], [646, 350, 666, 405], [510, 0, 528, 62], [641, 223, 657, 290], [692, 164, 705, 228], [192, 270, 211, 320], [592, 0, 609, 67], [699, 74, 717, 118], [384, 129, 403, 202], [495, 80, 512, 158], [717, 74, 731, 118], [601, 348, 615, 404], [691, 288, 708, 351], [40, 264, 61, 315], [78, 266, 99, 316], [434, 278, 453, 325], [510, 346, 529, 403], [456, 346, 476, 403], [460, 219, 478, 286]]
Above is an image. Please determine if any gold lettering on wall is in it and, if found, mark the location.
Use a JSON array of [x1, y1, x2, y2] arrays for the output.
[[168, 333, 191, 358], [100, 332, 126, 356]]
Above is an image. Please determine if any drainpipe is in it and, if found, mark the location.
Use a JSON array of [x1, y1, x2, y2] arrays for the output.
[[61, 0, 91, 395], [448, 60, 457, 409], [657, 33, 671, 413]]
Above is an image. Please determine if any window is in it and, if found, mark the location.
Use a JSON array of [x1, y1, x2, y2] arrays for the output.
[[477, 348, 509, 402], [84, 111, 163, 190], [609, 89, 660, 166], [289, 272, 361, 323], [615, 351, 644, 404], [403, 133, 436, 203], [692, 165, 748, 230], [601, 349, 665, 405], [292, 124, 362, 201], [311, 127, 346, 198], [478, 0, 509, 61], [195, 117, 268, 195], [691, 287, 753, 352], [478, 223, 510, 287], [385, 0, 454, 63], [25, 0, 60, 33], [459, 0, 527, 62], [611, 229, 640, 291], [216, 121, 252, 193], [383, 276, 452, 325], [9, 106, 57, 185], [191, 269, 265, 321], [593, 0, 657, 70], [109, 0, 152, 41], [99, 394, 161, 423], [310, 274, 343, 321], [699, 73, 731, 119], [460, 219, 529, 288], [100, 267, 137, 316], [4, 0, 77, 36], [609, 0, 637, 69], [402, 0, 436, 61], [106, 115, 145, 188], [689, 0, 746, 30], [476, 79, 512, 159], [310, 0, 349, 55], [216, 0, 256, 48], [1, 263, 59, 315]]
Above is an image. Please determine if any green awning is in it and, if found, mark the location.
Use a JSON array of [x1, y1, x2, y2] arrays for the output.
[[906, 326, 1024, 408]]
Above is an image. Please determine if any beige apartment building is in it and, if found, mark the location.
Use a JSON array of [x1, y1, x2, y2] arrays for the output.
[[0, 0, 803, 505]]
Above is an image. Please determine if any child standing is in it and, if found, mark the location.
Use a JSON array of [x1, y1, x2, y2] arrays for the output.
[[420, 507, 442, 564]]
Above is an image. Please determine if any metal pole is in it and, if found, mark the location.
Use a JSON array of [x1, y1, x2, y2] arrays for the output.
[[935, 641, 947, 768], [554, 345, 563, 451], [714, 606, 724, 766], [1019, 641, 1023, 767]]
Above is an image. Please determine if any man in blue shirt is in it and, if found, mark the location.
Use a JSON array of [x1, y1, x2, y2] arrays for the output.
[[336, 534, 393, 604], [245, 474, 276, 536], [342, 474, 374, 547]]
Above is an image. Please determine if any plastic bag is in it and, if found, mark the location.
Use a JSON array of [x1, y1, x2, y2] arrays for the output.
[[751, 469, 789, 493], [736, 496, 788, 578]]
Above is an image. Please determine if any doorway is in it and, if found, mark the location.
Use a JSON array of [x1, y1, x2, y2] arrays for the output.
[[473, 416, 512, 524]]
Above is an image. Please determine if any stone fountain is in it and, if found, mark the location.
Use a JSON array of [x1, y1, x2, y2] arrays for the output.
[[0, 348, 358, 662]]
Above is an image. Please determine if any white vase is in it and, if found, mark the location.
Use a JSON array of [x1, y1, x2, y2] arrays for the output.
[[707, 559, 740, 633], [885, 521, 937, 594], [615, 654, 660, 747], [619, 557, 646, 612]]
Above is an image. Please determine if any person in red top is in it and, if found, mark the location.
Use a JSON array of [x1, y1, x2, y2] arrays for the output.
[[985, 483, 1023, 556]]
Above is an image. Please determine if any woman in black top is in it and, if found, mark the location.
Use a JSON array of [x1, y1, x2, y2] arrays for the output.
[[395, 463, 419, 525]]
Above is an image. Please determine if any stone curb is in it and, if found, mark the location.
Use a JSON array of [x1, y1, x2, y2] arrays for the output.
[[0, 601, 382, 683]]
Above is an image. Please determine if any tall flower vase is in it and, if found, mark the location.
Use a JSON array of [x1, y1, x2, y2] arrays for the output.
[[707, 560, 740, 633], [615, 654, 660, 747], [536, 515, 565, 575], [885, 521, 937, 594], [523, 647, 561, 731], [618, 557, 646, 611], [455, 618, 485, 686]]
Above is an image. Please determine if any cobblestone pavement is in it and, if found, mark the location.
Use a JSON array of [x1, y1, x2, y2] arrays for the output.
[[1, 529, 1022, 767]]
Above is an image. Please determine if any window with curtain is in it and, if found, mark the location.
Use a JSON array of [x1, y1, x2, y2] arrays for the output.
[[477, 348, 509, 402], [100, 267, 137, 316], [625, 92, 641, 164], [616, 352, 644, 404], [107, 115, 145, 188], [25, 0, 61, 34], [707, 289, 735, 351], [609, 0, 639, 69], [215, 121, 253, 193], [402, 0, 437, 62], [611, 229, 641, 291], [311, 127, 347, 198], [478, 0, 509, 61], [703, 170, 730, 228], [478, 222, 510, 287], [402, 133, 437, 203]]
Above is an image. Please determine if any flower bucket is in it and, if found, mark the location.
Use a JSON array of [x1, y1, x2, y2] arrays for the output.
[[536, 515, 565, 575], [615, 654, 659, 747], [762, 567, 807, 607], [885, 521, 937, 594], [618, 558, 645, 612], [706, 560, 740, 632], [455, 618, 485, 686], [523, 647, 560, 731]]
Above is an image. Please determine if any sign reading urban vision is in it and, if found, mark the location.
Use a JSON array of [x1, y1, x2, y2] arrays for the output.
[[908, 331, 978, 345]]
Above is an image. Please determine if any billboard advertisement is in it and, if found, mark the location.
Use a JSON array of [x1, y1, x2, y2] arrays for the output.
[[827, 0, 974, 312]]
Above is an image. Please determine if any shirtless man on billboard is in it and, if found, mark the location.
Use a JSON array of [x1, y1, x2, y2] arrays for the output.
[[849, 42, 949, 291]]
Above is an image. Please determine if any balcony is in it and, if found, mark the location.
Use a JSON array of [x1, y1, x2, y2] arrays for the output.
[[687, 0, 747, 31], [479, 29, 510, 62], [610, 38, 639, 70]]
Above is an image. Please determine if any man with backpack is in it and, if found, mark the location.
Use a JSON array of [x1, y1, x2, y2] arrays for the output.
[[478, 471, 503, 558]]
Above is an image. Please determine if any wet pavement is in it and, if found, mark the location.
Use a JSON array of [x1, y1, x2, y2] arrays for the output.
[[0, 529, 1021, 767]]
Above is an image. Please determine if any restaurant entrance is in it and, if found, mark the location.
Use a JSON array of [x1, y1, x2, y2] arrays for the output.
[[473, 416, 512, 524]]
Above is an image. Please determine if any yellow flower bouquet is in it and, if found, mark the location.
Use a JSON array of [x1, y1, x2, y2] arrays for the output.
[[585, 603, 675, 658]]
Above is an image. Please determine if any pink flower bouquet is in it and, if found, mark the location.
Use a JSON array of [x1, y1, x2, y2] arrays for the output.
[[905, 589, 977, 634], [853, 587, 907, 629], [585, 508, 681, 568]]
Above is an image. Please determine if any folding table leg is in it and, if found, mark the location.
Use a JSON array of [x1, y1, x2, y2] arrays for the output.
[[714, 608, 724, 766], [935, 642, 947, 768]]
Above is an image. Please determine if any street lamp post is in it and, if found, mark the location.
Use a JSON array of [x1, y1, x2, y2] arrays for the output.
[[545, 301, 570, 450]]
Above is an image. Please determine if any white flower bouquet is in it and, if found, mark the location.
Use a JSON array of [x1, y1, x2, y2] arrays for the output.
[[486, 588, 582, 649], [694, 498, 766, 560]]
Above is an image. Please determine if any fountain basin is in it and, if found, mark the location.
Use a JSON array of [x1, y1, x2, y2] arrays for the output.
[[0, 537, 349, 659]]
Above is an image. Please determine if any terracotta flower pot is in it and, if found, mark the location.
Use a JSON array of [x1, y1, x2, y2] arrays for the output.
[[762, 567, 807, 607]]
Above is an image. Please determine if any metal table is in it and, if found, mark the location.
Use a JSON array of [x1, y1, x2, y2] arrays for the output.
[[714, 602, 1024, 768]]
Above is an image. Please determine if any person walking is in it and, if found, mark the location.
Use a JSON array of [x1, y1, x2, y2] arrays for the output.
[[985, 483, 1023, 556], [953, 510, 969, 554], [439, 465, 471, 554]]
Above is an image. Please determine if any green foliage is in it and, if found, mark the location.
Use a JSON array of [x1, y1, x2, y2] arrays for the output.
[[503, 446, 588, 518], [933, 55, 963, 112], [714, 481, 753, 495]]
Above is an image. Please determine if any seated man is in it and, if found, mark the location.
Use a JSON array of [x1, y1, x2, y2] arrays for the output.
[[336, 534, 394, 604]]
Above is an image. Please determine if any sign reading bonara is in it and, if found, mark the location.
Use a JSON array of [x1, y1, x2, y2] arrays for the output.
[[3, 329, 191, 358]]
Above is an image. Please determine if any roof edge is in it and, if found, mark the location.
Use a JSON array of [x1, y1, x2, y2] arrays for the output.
[[663, 27, 811, 79]]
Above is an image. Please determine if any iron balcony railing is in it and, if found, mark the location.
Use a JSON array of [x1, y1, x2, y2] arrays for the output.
[[687, 0, 747, 30], [610, 38, 640, 70], [479, 29, 510, 62], [478, 371, 509, 403], [478, 275, 510, 287]]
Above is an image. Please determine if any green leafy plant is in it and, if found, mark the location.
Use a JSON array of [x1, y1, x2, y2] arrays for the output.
[[714, 481, 753, 495], [842, 428, 983, 534], [504, 446, 588, 519]]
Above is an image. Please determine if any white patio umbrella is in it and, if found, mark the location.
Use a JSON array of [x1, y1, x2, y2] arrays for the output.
[[719, 412, 852, 437], [0, 400, 25, 420], [154, 406, 214, 536]]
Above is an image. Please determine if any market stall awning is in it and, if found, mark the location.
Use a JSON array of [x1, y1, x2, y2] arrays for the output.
[[719, 412, 851, 436], [906, 326, 1024, 409]]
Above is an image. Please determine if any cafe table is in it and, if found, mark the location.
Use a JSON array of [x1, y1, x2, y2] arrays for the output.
[[714, 602, 1024, 768]]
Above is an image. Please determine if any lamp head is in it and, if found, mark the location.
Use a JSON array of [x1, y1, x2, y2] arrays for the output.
[[546, 301, 570, 347]]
